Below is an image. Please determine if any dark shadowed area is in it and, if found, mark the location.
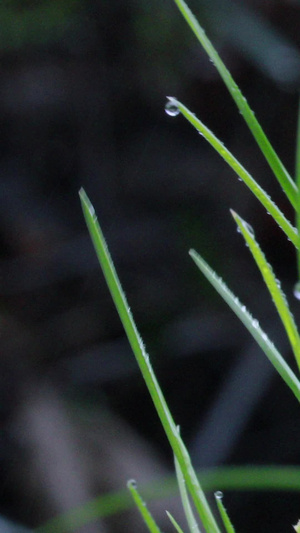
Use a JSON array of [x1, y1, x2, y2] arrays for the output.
[[1, 1, 300, 532]]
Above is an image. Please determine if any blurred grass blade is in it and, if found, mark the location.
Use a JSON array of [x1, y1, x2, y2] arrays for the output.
[[127, 480, 161, 533], [36, 466, 300, 532], [166, 511, 186, 533], [167, 97, 297, 248], [174, 455, 202, 533], [296, 95, 300, 280], [201, 0, 300, 85], [232, 210, 300, 371], [172, 0, 297, 208], [79, 189, 221, 533], [189, 249, 300, 403], [214, 492, 235, 533]]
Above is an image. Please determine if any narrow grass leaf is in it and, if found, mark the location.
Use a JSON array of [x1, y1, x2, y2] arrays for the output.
[[171, 0, 297, 208], [189, 249, 300, 403], [127, 480, 161, 533], [166, 97, 297, 248], [232, 210, 300, 371], [214, 492, 235, 533], [79, 189, 221, 533], [166, 511, 186, 533], [174, 455, 202, 533], [295, 95, 300, 280]]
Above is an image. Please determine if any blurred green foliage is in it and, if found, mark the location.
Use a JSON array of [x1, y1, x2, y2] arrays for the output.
[[0, 0, 83, 50]]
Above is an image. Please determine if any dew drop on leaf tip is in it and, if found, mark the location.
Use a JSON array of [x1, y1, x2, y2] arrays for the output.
[[127, 479, 137, 489], [214, 491, 223, 500], [165, 100, 179, 117], [293, 281, 300, 300]]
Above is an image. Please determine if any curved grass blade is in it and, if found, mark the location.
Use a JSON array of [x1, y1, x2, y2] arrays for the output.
[[174, 455, 201, 533], [36, 466, 300, 532], [189, 249, 300, 403], [166, 511, 186, 533], [232, 210, 300, 371], [79, 189, 221, 533], [171, 0, 297, 208], [214, 492, 235, 533], [167, 97, 297, 248], [127, 480, 161, 533]]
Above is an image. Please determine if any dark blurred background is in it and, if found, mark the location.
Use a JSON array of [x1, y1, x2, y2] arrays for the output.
[[1, 0, 300, 532]]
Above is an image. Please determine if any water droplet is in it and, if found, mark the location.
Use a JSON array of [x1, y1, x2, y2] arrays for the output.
[[165, 99, 179, 117], [252, 319, 259, 328], [215, 491, 223, 500], [243, 221, 255, 237], [293, 281, 300, 300], [127, 479, 137, 489]]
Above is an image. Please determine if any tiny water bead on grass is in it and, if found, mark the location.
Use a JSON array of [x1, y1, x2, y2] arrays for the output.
[[235, 220, 255, 238], [214, 491, 223, 501], [165, 97, 180, 117], [293, 281, 300, 300]]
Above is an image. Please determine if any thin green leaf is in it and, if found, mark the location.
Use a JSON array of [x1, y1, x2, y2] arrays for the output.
[[127, 480, 161, 533], [167, 97, 297, 248], [214, 492, 235, 533], [171, 0, 297, 208], [174, 455, 201, 533], [79, 189, 221, 533], [189, 249, 300, 403], [166, 511, 186, 533], [232, 210, 300, 371], [296, 95, 300, 280]]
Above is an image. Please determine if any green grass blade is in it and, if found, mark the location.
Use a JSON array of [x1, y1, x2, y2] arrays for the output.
[[166, 511, 186, 533], [79, 189, 221, 533], [232, 210, 300, 371], [35, 466, 300, 532], [171, 0, 297, 208], [189, 249, 300, 402], [296, 95, 300, 280], [174, 455, 202, 533], [127, 480, 161, 533], [166, 97, 297, 248], [214, 492, 235, 533]]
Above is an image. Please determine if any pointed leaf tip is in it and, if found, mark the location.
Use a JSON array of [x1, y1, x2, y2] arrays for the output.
[[294, 520, 300, 532], [79, 188, 89, 206]]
